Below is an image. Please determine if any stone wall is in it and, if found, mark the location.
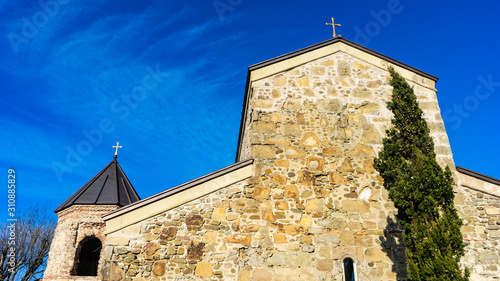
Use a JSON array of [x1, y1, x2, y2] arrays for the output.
[[102, 52, 457, 280], [44, 205, 119, 280], [455, 173, 500, 280]]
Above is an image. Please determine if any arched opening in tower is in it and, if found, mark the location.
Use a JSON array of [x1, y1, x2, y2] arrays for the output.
[[75, 237, 102, 276]]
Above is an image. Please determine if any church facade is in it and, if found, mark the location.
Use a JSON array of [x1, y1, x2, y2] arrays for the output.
[[43, 38, 500, 281]]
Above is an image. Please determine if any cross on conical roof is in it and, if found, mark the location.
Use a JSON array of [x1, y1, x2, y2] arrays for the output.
[[54, 157, 140, 213]]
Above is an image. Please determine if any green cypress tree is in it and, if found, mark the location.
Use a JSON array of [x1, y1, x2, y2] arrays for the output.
[[374, 67, 469, 280]]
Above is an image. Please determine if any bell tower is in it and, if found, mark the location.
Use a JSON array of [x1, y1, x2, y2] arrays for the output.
[[43, 154, 140, 280]]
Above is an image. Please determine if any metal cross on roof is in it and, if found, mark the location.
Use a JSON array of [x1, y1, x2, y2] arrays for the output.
[[326, 17, 341, 38], [113, 142, 122, 158]]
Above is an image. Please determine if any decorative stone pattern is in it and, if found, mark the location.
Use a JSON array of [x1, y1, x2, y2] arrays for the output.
[[43, 205, 119, 280]]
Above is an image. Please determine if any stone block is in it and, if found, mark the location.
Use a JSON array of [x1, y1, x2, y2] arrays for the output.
[[316, 258, 333, 271], [297, 170, 316, 186], [159, 227, 177, 241], [152, 260, 167, 276], [285, 146, 306, 159], [339, 158, 354, 172], [340, 230, 355, 246], [479, 251, 499, 264], [300, 214, 312, 226], [296, 76, 310, 87], [239, 270, 251, 281], [241, 224, 260, 233], [265, 134, 290, 145], [202, 231, 217, 243], [275, 200, 289, 210], [267, 251, 287, 266], [278, 224, 304, 236], [253, 268, 273, 281], [185, 214, 204, 231], [253, 121, 276, 134], [274, 75, 287, 87], [284, 99, 303, 111], [305, 198, 325, 214], [365, 247, 385, 262], [284, 185, 299, 198], [347, 143, 376, 157], [187, 240, 205, 261], [273, 233, 288, 244], [484, 206, 500, 215], [225, 234, 251, 245], [195, 261, 213, 277], [144, 242, 160, 260], [299, 132, 322, 148], [212, 208, 226, 220], [252, 185, 270, 199], [252, 145, 276, 158], [329, 172, 347, 185]]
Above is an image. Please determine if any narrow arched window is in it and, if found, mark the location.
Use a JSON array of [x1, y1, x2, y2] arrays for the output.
[[343, 257, 356, 281], [75, 237, 102, 276]]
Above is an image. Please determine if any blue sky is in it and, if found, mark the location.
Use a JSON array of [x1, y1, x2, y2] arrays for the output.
[[1, 0, 499, 218]]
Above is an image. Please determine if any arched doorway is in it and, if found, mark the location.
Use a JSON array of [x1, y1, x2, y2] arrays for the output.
[[74, 237, 102, 276]]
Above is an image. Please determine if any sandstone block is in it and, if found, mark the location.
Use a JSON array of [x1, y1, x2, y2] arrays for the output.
[[278, 224, 304, 236], [274, 76, 287, 87], [316, 258, 333, 271], [296, 76, 310, 87], [353, 88, 373, 99], [299, 132, 322, 148], [340, 230, 355, 246], [275, 200, 289, 210], [152, 260, 167, 276], [329, 172, 347, 185], [284, 99, 303, 111], [239, 270, 251, 281], [252, 145, 276, 158], [252, 100, 274, 109], [300, 214, 312, 226], [185, 214, 204, 231], [273, 233, 288, 244], [317, 98, 342, 112], [484, 206, 500, 215], [265, 134, 290, 145], [252, 185, 270, 199], [285, 146, 306, 159], [284, 124, 301, 136], [347, 143, 376, 157], [253, 268, 272, 281], [297, 170, 316, 186], [187, 240, 205, 261], [202, 231, 217, 243], [225, 234, 251, 245], [253, 121, 276, 134], [307, 157, 324, 171], [195, 262, 213, 277], [323, 146, 342, 156], [159, 227, 177, 241], [241, 224, 260, 233], [144, 242, 160, 260], [339, 157, 354, 172], [212, 208, 226, 221], [271, 174, 287, 184], [306, 198, 326, 214], [284, 185, 299, 198], [267, 251, 287, 266], [365, 247, 385, 261]]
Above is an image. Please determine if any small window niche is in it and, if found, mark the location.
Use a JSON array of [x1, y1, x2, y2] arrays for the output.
[[74, 236, 102, 276], [343, 257, 357, 281]]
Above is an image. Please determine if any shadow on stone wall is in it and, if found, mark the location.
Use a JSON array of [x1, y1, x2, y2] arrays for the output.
[[379, 216, 408, 280]]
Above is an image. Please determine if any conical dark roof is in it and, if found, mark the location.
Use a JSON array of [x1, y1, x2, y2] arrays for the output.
[[55, 157, 140, 213]]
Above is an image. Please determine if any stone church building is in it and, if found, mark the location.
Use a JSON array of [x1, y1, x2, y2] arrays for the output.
[[43, 37, 500, 281]]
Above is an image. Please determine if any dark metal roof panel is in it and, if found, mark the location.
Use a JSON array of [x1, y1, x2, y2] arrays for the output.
[[54, 158, 141, 213]]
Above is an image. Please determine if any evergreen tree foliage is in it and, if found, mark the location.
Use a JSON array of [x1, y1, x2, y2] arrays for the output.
[[374, 67, 469, 280]]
